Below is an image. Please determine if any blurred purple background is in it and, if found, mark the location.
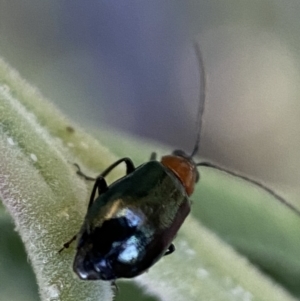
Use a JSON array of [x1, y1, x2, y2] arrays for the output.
[[1, 1, 300, 205]]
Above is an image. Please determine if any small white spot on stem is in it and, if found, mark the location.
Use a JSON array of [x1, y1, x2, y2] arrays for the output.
[[57, 210, 70, 220], [7, 137, 15, 145], [0, 84, 10, 93], [231, 285, 253, 301], [196, 268, 209, 279], [48, 284, 60, 299], [80, 141, 89, 149], [185, 248, 196, 257], [30, 153, 38, 162]]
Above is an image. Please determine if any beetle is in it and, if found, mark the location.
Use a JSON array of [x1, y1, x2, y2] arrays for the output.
[[70, 150, 198, 280], [59, 43, 300, 281], [58, 43, 207, 281]]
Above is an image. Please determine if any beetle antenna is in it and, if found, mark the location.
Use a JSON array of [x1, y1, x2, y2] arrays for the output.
[[198, 161, 300, 217], [190, 42, 206, 158]]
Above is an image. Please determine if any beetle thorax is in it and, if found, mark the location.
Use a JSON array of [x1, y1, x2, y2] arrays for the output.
[[160, 152, 198, 196]]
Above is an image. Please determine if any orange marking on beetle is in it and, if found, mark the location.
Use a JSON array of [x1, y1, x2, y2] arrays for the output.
[[161, 155, 198, 196]]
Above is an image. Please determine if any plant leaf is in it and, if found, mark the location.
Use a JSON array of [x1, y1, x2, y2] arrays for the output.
[[0, 62, 113, 301], [0, 56, 299, 301]]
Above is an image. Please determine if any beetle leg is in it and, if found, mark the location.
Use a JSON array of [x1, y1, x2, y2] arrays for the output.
[[100, 157, 135, 177], [74, 163, 96, 181], [58, 234, 77, 253], [74, 157, 135, 182], [88, 176, 108, 209], [87, 158, 135, 208], [75, 158, 135, 209], [58, 177, 108, 253], [111, 281, 119, 293], [164, 243, 175, 256], [150, 152, 157, 160]]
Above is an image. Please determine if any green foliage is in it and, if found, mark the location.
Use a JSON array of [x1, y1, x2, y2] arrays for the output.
[[0, 57, 300, 301]]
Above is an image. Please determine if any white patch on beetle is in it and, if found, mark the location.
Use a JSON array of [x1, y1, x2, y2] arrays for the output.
[[67, 142, 74, 148], [30, 153, 38, 162], [94, 259, 108, 272], [118, 208, 144, 227], [112, 241, 120, 248], [118, 244, 139, 263], [118, 236, 139, 263]]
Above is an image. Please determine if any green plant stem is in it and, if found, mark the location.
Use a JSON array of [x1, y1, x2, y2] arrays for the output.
[[0, 57, 299, 301]]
